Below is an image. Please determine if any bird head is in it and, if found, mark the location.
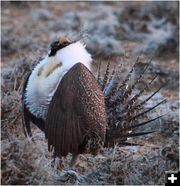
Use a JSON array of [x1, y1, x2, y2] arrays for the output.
[[48, 36, 71, 57], [39, 36, 92, 78]]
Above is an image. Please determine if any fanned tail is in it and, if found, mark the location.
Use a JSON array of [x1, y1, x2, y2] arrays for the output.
[[96, 57, 166, 147]]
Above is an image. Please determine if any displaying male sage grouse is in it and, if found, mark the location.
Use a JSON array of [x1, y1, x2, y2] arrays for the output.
[[22, 36, 165, 170]]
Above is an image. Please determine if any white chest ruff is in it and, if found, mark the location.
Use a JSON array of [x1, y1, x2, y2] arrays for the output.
[[25, 61, 65, 120], [24, 41, 92, 120]]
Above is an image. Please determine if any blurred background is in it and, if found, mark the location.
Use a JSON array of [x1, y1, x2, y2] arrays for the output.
[[1, 1, 179, 185], [2, 1, 179, 63]]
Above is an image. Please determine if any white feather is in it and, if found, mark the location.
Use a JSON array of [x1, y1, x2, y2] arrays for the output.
[[25, 41, 92, 119], [55, 41, 92, 71]]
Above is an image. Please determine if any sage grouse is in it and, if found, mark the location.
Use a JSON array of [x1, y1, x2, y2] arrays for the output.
[[22, 36, 165, 168]]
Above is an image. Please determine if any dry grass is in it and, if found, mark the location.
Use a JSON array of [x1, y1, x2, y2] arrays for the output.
[[1, 55, 179, 185], [1, 1, 179, 185]]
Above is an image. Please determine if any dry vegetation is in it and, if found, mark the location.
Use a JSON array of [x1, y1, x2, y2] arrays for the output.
[[1, 1, 179, 185]]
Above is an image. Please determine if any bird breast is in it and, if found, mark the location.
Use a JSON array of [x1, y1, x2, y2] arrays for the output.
[[25, 58, 66, 120]]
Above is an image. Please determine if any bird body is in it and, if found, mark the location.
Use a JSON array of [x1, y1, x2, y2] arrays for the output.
[[22, 36, 165, 169], [23, 37, 106, 161]]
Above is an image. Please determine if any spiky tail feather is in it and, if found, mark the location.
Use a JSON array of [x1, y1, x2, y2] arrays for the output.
[[97, 57, 166, 147]]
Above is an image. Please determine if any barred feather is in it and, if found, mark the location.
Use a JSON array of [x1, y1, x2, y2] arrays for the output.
[[97, 60, 102, 83], [102, 61, 110, 91], [103, 64, 118, 97], [96, 57, 166, 147]]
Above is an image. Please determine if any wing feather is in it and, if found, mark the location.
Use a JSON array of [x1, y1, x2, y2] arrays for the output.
[[45, 63, 106, 157]]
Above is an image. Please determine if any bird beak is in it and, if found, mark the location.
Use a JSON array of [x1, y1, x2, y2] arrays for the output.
[[46, 57, 62, 77]]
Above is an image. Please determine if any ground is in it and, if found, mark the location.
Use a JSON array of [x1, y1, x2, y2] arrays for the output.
[[1, 1, 179, 185]]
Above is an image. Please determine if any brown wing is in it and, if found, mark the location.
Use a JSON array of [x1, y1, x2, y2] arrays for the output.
[[45, 63, 106, 157]]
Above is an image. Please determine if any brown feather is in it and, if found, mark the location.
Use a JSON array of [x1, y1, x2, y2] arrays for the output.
[[99, 57, 165, 148], [45, 63, 106, 157]]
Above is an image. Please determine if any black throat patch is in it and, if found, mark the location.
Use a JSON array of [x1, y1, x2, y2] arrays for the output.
[[48, 39, 71, 57]]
